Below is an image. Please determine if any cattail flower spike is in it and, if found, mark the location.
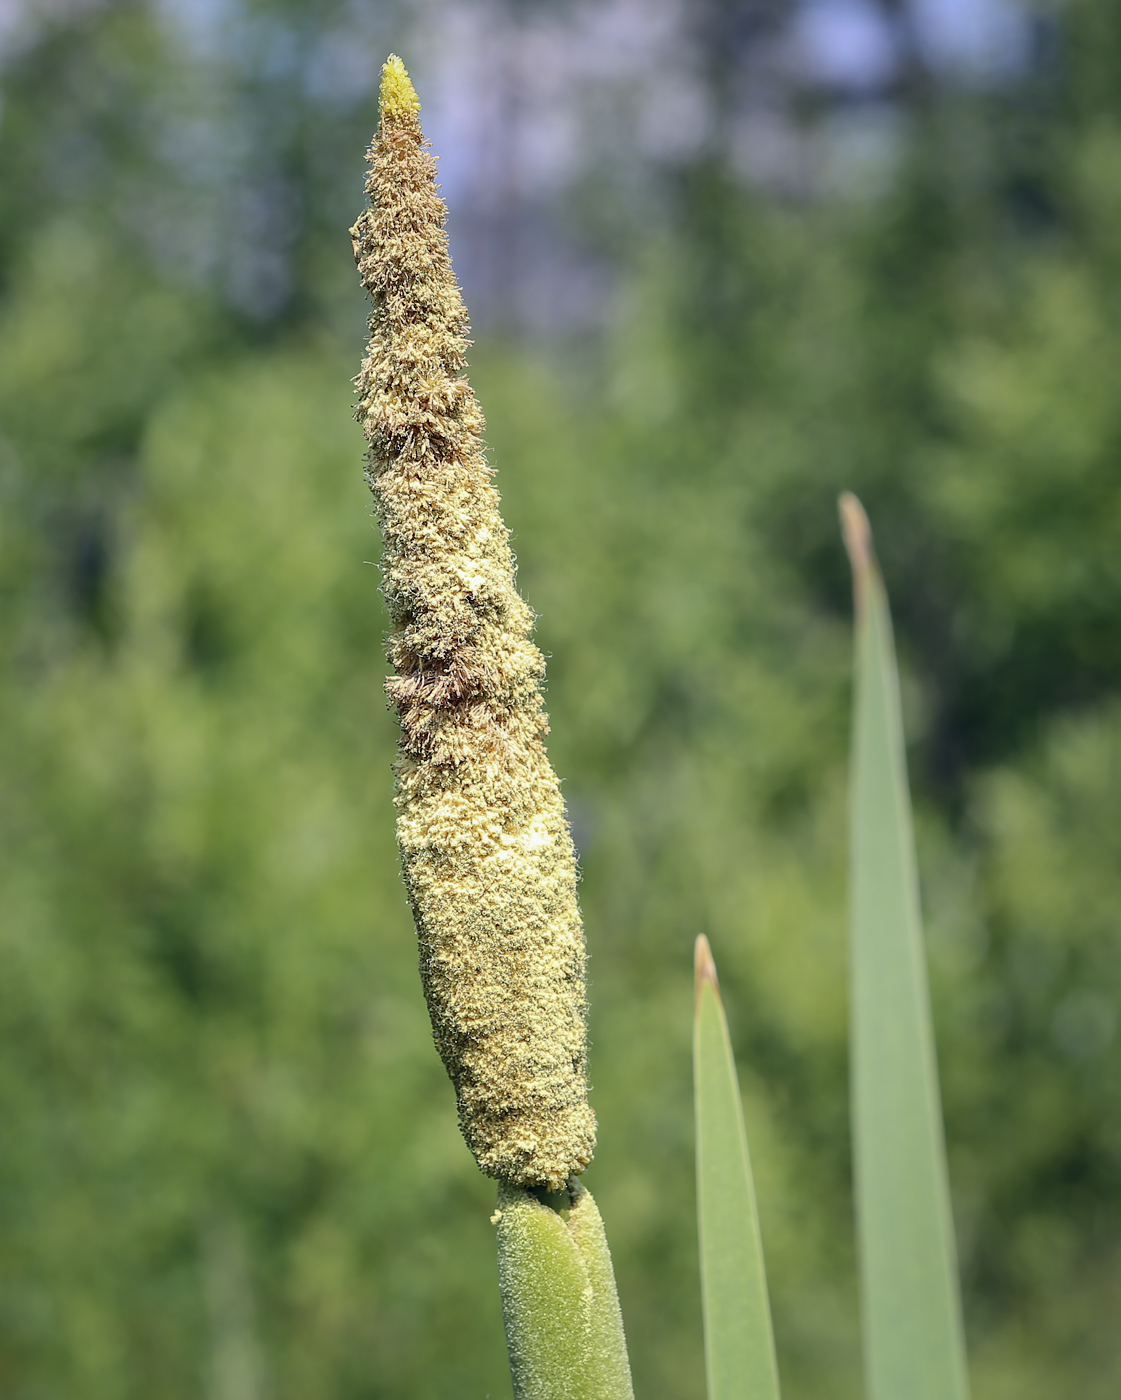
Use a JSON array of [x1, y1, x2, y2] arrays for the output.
[[352, 55, 596, 1192]]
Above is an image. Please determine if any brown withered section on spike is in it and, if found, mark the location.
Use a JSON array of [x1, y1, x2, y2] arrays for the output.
[[351, 57, 595, 1191]]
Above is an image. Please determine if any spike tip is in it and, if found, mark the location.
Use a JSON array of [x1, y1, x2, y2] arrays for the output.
[[379, 54, 420, 117]]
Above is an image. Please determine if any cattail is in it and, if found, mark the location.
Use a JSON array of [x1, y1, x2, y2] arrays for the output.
[[351, 56, 596, 1191]]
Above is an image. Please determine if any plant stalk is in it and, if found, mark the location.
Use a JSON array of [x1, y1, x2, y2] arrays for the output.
[[495, 1182, 634, 1400]]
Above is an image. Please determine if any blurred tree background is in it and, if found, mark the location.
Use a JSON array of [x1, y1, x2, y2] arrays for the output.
[[3, 0, 1121, 1396]]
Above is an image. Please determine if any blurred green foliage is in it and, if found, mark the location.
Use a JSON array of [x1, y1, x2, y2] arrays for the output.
[[4, 2, 1121, 1398]]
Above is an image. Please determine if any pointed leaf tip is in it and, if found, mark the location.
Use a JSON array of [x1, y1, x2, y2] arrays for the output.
[[380, 54, 420, 116], [839, 492, 875, 607], [846, 510, 971, 1400], [693, 935, 782, 1400], [695, 935, 719, 1008]]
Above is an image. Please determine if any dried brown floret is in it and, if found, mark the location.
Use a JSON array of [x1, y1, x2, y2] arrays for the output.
[[352, 56, 596, 1190]]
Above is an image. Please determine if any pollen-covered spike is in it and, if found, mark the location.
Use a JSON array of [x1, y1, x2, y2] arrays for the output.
[[352, 57, 596, 1191]]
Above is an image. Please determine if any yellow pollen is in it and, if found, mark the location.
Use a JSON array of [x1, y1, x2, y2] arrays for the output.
[[380, 54, 420, 117]]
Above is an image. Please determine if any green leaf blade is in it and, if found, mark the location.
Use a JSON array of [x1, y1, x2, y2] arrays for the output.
[[841, 494, 970, 1400], [694, 935, 781, 1400]]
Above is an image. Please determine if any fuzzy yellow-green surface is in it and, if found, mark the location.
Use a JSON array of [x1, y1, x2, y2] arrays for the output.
[[495, 1182, 634, 1399], [351, 57, 595, 1191]]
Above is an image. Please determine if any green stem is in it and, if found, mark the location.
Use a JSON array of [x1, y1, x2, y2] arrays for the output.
[[494, 1181, 634, 1400]]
